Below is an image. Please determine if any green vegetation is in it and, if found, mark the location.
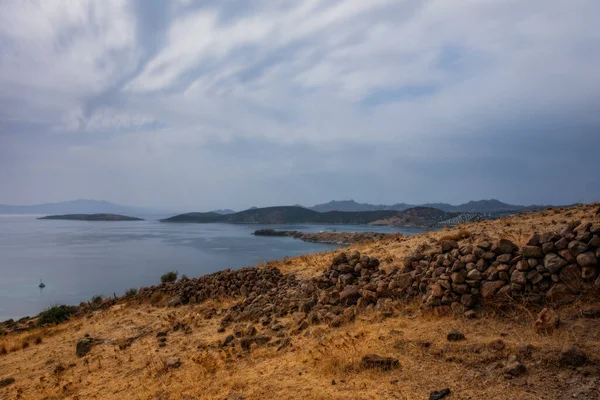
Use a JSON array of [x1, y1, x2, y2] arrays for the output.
[[124, 288, 138, 298], [37, 305, 78, 326], [161, 271, 178, 283]]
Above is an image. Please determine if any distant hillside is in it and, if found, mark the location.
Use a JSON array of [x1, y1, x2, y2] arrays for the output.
[[369, 207, 458, 227], [310, 199, 547, 214], [209, 209, 236, 215], [161, 206, 454, 226], [0, 199, 165, 216], [37, 213, 143, 221], [310, 200, 412, 212]]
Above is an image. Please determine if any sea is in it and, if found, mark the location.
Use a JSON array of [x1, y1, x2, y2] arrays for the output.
[[0, 215, 430, 320]]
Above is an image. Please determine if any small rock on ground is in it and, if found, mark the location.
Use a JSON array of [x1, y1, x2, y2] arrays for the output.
[[0, 377, 15, 387], [429, 388, 451, 400], [447, 330, 465, 342]]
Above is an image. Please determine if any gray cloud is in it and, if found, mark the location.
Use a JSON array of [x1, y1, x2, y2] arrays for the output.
[[0, 0, 599, 210]]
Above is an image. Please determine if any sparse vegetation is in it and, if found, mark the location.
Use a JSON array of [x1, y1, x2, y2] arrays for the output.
[[160, 271, 178, 283], [37, 305, 77, 326], [124, 288, 138, 298]]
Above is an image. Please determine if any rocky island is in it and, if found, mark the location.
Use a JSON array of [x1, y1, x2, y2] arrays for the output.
[[37, 213, 144, 221]]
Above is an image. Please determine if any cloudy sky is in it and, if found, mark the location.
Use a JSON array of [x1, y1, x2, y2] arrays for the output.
[[0, 0, 599, 211]]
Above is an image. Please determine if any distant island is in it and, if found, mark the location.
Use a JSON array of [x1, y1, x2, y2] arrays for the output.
[[37, 214, 144, 221], [161, 206, 464, 227]]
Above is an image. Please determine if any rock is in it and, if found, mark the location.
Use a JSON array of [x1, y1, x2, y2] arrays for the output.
[[560, 345, 587, 367], [447, 329, 465, 342], [481, 281, 505, 298], [544, 253, 568, 274], [493, 239, 518, 254], [221, 335, 235, 347], [522, 246, 543, 258], [582, 266, 597, 280], [488, 339, 505, 351], [431, 283, 443, 297], [441, 240, 459, 252], [360, 354, 400, 370], [504, 358, 526, 377], [339, 285, 360, 305], [167, 296, 182, 307], [577, 252, 597, 267], [534, 308, 559, 334], [0, 377, 15, 387], [76, 337, 93, 357], [510, 270, 527, 285], [588, 235, 600, 248], [464, 309, 477, 319], [568, 241, 588, 257], [429, 388, 451, 400], [164, 356, 181, 369], [517, 344, 534, 360], [559, 264, 583, 292], [451, 272, 466, 284], [240, 336, 254, 351]]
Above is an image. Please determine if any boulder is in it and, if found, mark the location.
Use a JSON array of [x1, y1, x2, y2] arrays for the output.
[[522, 246, 543, 258], [560, 345, 587, 367], [76, 337, 93, 357], [360, 354, 400, 370], [576, 252, 597, 267], [481, 281, 505, 298], [0, 377, 15, 387], [504, 357, 526, 377], [559, 264, 583, 292], [510, 270, 527, 285], [492, 239, 518, 254], [339, 285, 360, 305], [164, 356, 181, 369], [447, 329, 465, 342], [544, 253, 568, 274], [429, 388, 451, 400], [568, 241, 588, 257]]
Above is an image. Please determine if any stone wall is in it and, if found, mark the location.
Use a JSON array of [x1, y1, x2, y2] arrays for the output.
[[137, 219, 600, 327]]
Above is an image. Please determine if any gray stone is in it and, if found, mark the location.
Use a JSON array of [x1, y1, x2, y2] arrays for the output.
[[544, 253, 568, 273]]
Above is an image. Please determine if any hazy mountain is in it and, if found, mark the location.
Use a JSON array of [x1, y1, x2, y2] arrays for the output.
[[310, 200, 413, 212], [0, 199, 166, 216], [310, 199, 546, 214], [209, 209, 236, 215]]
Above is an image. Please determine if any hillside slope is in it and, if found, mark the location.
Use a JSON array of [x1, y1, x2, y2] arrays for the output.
[[2, 203, 600, 400]]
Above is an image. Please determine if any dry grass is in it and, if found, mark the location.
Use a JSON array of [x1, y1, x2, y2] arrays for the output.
[[1, 203, 600, 399]]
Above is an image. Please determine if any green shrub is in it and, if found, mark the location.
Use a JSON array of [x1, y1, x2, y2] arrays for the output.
[[160, 271, 178, 283], [124, 288, 138, 298], [37, 305, 77, 326], [89, 294, 103, 309]]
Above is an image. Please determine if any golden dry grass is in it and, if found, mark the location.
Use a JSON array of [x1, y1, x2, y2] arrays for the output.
[[1, 203, 600, 400]]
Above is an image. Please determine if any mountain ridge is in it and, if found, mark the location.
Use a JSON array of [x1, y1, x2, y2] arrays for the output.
[[309, 199, 551, 213]]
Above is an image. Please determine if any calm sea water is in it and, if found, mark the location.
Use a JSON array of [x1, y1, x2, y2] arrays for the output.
[[0, 215, 429, 320]]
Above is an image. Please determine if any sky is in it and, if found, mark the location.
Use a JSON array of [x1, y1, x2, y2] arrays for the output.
[[0, 0, 599, 211]]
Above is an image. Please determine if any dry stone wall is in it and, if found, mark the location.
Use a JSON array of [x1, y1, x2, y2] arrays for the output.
[[137, 220, 600, 327]]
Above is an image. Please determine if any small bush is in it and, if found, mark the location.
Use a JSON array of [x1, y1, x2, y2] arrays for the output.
[[90, 294, 103, 308], [37, 305, 77, 326], [161, 271, 178, 283], [34, 336, 42, 345], [0, 345, 6, 355], [124, 288, 138, 298], [22, 340, 29, 349]]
